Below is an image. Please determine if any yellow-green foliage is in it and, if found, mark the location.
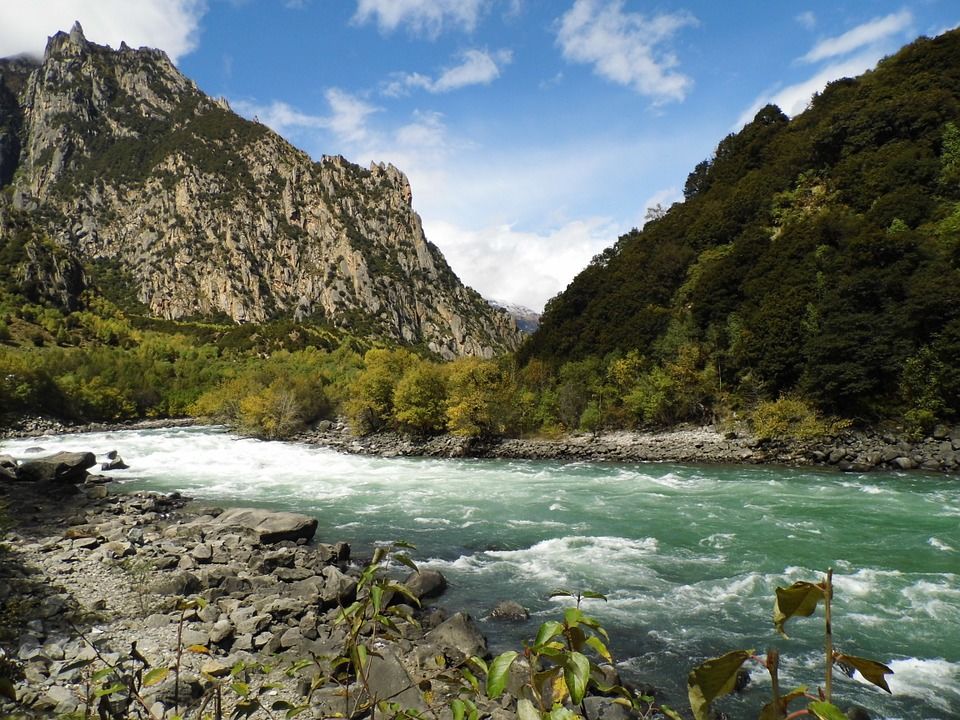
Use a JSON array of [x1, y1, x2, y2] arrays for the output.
[[392, 363, 448, 434], [751, 396, 850, 441], [192, 349, 339, 438], [344, 348, 419, 434], [446, 357, 511, 437]]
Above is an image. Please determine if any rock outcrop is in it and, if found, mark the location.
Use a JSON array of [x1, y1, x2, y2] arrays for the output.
[[0, 24, 521, 358]]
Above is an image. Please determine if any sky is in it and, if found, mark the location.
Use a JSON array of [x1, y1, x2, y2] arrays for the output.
[[2, 2, 959, 311]]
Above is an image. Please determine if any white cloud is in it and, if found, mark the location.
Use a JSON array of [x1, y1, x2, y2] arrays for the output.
[[0, 0, 206, 63], [801, 10, 912, 63], [232, 89, 380, 146], [352, 0, 488, 37], [385, 48, 512, 96], [556, 0, 697, 103], [423, 218, 618, 310], [735, 50, 883, 128], [639, 186, 681, 227], [795, 11, 816, 30]]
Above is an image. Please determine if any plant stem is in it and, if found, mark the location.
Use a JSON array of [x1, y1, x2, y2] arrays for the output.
[[824, 567, 834, 703], [766, 648, 782, 719]]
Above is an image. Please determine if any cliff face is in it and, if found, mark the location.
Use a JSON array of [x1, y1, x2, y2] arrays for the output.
[[0, 24, 520, 359]]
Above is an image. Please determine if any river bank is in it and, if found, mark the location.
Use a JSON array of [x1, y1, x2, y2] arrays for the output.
[[4, 413, 960, 474], [0, 465, 546, 720], [298, 421, 960, 475]]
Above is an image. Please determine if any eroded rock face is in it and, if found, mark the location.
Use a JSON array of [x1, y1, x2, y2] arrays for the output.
[[0, 25, 521, 358]]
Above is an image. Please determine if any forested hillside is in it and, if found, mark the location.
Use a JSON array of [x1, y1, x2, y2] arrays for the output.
[[522, 29, 960, 428]]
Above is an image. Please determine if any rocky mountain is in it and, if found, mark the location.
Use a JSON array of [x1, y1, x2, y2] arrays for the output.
[[488, 299, 540, 333], [0, 23, 520, 359]]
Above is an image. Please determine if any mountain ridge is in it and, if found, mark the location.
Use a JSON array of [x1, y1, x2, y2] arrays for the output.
[[0, 23, 521, 359]]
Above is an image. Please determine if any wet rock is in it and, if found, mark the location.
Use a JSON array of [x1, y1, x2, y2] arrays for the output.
[[403, 569, 447, 600], [488, 600, 529, 622]]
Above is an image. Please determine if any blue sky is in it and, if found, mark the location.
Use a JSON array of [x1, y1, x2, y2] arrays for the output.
[[2, 1, 959, 310]]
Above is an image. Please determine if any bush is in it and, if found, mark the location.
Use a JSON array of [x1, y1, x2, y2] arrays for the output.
[[751, 396, 849, 441]]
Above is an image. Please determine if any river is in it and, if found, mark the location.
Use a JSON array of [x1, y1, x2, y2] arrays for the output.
[[2, 425, 958, 719]]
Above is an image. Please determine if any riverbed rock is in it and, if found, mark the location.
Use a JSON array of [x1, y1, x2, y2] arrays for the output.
[[17, 452, 96, 483], [424, 612, 486, 659], [206, 508, 318, 544], [403, 569, 447, 600], [0, 454, 17, 481], [488, 600, 529, 621]]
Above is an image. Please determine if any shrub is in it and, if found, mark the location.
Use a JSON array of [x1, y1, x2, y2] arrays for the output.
[[751, 396, 849, 441]]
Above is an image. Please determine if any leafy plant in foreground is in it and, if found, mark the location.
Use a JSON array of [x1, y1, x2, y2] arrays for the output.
[[481, 590, 682, 720], [687, 569, 893, 720]]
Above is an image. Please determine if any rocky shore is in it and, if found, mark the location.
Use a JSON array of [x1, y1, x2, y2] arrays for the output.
[[299, 421, 960, 475], [0, 453, 564, 720]]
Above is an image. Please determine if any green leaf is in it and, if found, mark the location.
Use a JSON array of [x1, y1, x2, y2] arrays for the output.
[[563, 651, 590, 705], [271, 701, 294, 711], [834, 654, 894, 693], [547, 704, 579, 720], [451, 698, 466, 720], [392, 540, 417, 550], [808, 700, 849, 720], [461, 667, 480, 693], [549, 589, 575, 599], [585, 635, 613, 663], [143, 667, 170, 687], [0, 678, 16, 701], [486, 651, 519, 698], [687, 650, 753, 720], [468, 656, 488, 675], [94, 682, 125, 698], [563, 607, 585, 628], [773, 581, 824, 637], [352, 644, 369, 671], [581, 591, 608, 601], [286, 706, 309, 719], [394, 553, 419, 573], [371, 585, 383, 613], [186, 644, 210, 655], [517, 698, 541, 720], [386, 580, 423, 607], [231, 681, 251, 697], [91, 667, 114, 683], [534, 621, 565, 649], [659, 705, 683, 720]]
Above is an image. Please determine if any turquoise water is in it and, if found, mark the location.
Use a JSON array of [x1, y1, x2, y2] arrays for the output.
[[4, 426, 959, 719]]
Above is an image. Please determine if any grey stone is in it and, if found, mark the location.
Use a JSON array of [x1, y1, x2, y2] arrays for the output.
[[148, 571, 201, 595], [191, 543, 213, 563], [209, 618, 233, 645], [206, 508, 318, 544], [892, 456, 915, 470], [18, 451, 96, 483], [320, 566, 357, 606], [279, 627, 302, 648], [488, 600, 529, 622], [363, 645, 426, 711], [424, 612, 486, 659], [181, 627, 209, 647], [403, 569, 447, 600], [583, 697, 632, 720]]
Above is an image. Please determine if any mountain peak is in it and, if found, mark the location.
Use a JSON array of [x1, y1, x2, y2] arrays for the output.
[[1, 28, 522, 358]]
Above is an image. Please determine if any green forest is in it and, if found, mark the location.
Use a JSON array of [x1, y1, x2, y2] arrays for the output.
[[3, 30, 960, 441]]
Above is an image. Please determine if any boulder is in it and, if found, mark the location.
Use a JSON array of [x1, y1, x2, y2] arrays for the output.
[[403, 569, 447, 600], [488, 600, 529, 622], [363, 645, 427, 711], [0, 454, 17, 481], [424, 612, 486, 659], [148, 571, 201, 596], [17, 451, 96, 483], [206, 508, 318, 545]]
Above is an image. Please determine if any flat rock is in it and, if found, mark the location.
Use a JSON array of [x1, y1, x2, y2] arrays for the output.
[[403, 569, 447, 600], [205, 508, 318, 545], [17, 452, 96, 483]]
